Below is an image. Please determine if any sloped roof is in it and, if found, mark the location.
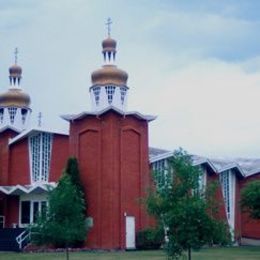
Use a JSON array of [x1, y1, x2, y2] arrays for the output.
[[149, 148, 260, 178], [9, 127, 69, 145]]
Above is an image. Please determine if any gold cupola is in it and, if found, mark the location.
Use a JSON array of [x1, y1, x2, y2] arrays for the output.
[[0, 63, 31, 108], [89, 19, 129, 112], [91, 36, 128, 86], [0, 48, 32, 131]]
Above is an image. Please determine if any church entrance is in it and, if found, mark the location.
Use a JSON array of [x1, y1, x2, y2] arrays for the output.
[[125, 216, 136, 249]]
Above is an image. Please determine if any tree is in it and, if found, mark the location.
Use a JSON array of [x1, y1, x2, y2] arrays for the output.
[[32, 158, 87, 260], [64, 157, 85, 195], [241, 180, 260, 219], [146, 148, 230, 260]]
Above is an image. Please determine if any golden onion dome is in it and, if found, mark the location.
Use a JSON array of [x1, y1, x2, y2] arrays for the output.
[[0, 88, 31, 108], [9, 64, 22, 77], [102, 37, 117, 53], [91, 64, 128, 86]]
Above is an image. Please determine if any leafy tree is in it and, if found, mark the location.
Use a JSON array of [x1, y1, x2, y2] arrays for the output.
[[241, 180, 260, 219], [32, 158, 87, 260], [146, 148, 230, 260]]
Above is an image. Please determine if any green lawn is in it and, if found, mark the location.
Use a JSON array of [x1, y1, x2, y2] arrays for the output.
[[0, 247, 260, 260]]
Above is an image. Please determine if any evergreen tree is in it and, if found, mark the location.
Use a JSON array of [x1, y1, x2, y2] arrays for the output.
[[147, 148, 230, 260], [32, 158, 87, 260], [64, 157, 84, 194]]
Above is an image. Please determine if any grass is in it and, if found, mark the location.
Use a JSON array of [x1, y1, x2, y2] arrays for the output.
[[0, 247, 260, 260]]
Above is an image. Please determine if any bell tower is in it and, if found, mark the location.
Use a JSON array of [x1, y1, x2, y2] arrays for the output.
[[63, 20, 155, 249]]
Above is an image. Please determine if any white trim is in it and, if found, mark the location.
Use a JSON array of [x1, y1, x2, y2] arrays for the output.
[[9, 127, 68, 145], [61, 106, 156, 122], [0, 183, 56, 195]]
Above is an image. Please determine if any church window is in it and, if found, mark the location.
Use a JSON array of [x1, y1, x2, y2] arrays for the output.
[[0, 108, 4, 123], [152, 159, 169, 189], [29, 132, 53, 183], [21, 201, 30, 224], [105, 86, 115, 105], [120, 87, 127, 105], [21, 109, 28, 125], [8, 107, 17, 124], [20, 200, 47, 225], [219, 170, 231, 219], [93, 87, 101, 106]]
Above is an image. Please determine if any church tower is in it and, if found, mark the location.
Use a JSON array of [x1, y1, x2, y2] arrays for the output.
[[0, 49, 31, 132], [90, 24, 128, 111], [63, 20, 155, 249]]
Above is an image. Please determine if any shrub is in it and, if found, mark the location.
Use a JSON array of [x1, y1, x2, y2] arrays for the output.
[[136, 228, 164, 250]]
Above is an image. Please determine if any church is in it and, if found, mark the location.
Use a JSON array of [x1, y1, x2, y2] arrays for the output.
[[0, 28, 259, 251]]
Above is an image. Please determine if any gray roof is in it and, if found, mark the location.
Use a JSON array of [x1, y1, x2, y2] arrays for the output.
[[149, 148, 260, 178]]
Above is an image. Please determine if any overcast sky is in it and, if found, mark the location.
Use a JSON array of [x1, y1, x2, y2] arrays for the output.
[[1, 0, 260, 157]]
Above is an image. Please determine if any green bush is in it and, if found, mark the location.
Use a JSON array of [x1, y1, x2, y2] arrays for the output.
[[136, 228, 164, 250]]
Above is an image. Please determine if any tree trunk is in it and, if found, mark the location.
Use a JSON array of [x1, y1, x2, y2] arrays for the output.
[[66, 247, 69, 260], [188, 247, 191, 260]]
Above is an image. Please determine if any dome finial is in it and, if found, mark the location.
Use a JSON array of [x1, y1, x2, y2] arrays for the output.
[[14, 47, 18, 65], [9, 48, 22, 87], [105, 17, 112, 37], [102, 18, 117, 62]]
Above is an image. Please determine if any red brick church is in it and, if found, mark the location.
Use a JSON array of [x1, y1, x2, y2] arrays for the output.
[[0, 30, 259, 250]]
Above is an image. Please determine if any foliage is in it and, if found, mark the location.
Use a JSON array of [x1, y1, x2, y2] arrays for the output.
[[136, 227, 164, 250], [32, 158, 87, 260], [64, 157, 85, 195], [241, 180, 260, 219], [146, 148, 231, 260]]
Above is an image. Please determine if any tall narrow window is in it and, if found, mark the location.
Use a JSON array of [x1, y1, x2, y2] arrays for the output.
[[93, 87, 101, 106], [29, 132, 53, 183], [21, 109, 28, 124], [8, 107, 17, 124], [219, 170, 231, 219], [0, 108, 4, 124], [152, 159, 169, 189], [120, 87, 127, 105], [105, 86, 115, 105], [21, 201, 31, 224]]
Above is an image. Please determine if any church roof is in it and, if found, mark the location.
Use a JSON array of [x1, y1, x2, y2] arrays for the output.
[[149, 148, 260, 178], [61, 106, 156, 122], [8, 127, 69, 145]]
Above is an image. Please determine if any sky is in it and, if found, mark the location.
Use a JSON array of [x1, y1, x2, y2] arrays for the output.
[[1, 0, 260, 158]]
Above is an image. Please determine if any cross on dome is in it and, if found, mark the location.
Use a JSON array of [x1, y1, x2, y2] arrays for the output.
[[14, 47, 19, 65], [106, 17, 112, 37]]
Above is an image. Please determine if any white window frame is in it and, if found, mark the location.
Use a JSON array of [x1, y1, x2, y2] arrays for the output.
[[29, 132, 53, 184], [152, 159, 169, 189], [19, 194, 48, 227], [219, 169, 236, 233]]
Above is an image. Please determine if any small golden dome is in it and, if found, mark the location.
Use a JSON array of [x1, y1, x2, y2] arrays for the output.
[[9, 64, 22, 77], [102, 37, 117, 53], [0, 88, 31, 107], [91, 65, 128, 86]]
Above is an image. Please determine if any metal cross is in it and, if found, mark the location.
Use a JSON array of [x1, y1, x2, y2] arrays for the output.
[[38, 112, 42, 127], [14, 47, 18, 64], [106, 17, 112, 37]]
